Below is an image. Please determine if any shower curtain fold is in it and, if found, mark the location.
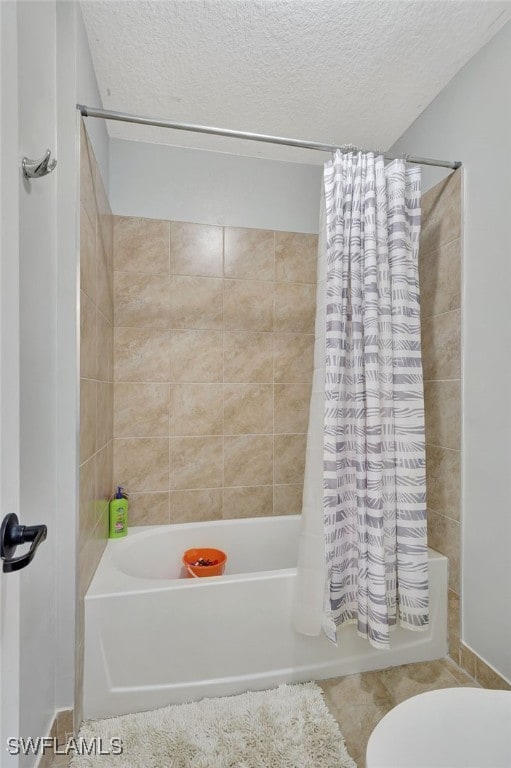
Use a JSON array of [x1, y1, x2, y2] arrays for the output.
[[294, 151, 428, 650]]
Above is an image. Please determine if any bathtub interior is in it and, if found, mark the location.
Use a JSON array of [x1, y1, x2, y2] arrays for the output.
[[105, 515, 300, 582]]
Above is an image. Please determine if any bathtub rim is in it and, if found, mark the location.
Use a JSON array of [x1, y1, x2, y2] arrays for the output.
[[86, 514, 447, 600]]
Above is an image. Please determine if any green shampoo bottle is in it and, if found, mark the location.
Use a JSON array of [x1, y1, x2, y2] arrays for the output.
[[109, 487, 128, 538]]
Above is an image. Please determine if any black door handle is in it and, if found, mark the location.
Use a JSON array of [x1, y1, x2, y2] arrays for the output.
[[0, 513, 47, 572]]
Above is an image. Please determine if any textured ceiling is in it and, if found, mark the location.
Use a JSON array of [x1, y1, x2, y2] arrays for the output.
[[80, 0, 511, 164]]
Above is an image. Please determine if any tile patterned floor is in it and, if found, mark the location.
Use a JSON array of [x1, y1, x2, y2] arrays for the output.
[[50, 658, 477, 768], [320, 658, 478, 768]]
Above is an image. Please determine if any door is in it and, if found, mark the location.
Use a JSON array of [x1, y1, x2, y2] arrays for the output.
[[0, 2, 21, 765]]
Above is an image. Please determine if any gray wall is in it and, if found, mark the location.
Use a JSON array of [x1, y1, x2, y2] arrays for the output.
[[391, 21, 511, 682], [18, 2, 58, 754], [109, 138, 322, 233]]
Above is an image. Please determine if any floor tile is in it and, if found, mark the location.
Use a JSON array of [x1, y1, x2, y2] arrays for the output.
[[320, 658, 477, 767], [376, 660, 461, 705]]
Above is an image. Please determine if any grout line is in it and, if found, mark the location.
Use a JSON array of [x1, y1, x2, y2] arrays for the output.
[[128, 484, 302, 494], [419, 234, 461, 256], [425, 443, 460, 452], [421, 308, 461, 321], [113, 432, 305, 439], [423, 378, 461, 383], [114, 325, 314, 336], [112, 267, 316, 285], [113, 380, 309, 385], [441, 660, 475, 687], [428, 508, 460, 524]]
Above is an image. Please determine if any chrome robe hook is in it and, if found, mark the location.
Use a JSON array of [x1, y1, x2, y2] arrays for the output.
[[22, 148, 57, 179]]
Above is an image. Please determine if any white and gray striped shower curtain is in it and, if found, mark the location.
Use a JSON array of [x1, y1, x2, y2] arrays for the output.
[[294, 150, 429, 649]]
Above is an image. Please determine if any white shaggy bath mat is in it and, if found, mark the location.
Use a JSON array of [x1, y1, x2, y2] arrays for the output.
[[71, 682, 357, 767]]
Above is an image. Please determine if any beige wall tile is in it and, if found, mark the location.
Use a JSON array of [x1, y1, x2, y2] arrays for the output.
[[223, 485, 273, 518], [421, 310, 461, 380], [448, 589, 460, 662], [426, 445, 460, 520], [420, 169, 461, 254], [419, 238, 461, 318], [170, 222, 223, 277], [79, 457, 96, 545], [94, 160, 111, 228], [128, 492, 170, 525], [224, 227, 274, 281], [114, 327, 170, 382], [223, 279, 274, 331], [275, 232, 318, 284], [80, 205, 96, 303], [427, 508, 460, 593], [170, 330, 223, 382], [93, 502, 109, 551], [75, 638, 84, 729], [80, 123, 96, 227], [459, 644, 477, 678], [96, 309, 113, 383], [114, 382, 169, 437], [114, 272, 170, 328], [80, 378, 96, 464], [223, 332, 273, 383], [439, 657, 474, 685], [274, 282, 316, 333], [224, 435, 273, 487], [223, 384, 273, 434], [169, 436, 223, 489], [273, 484, 303, 516], [80, 291, 97, 380], [108, 216, 319, 524], [424, 380, 461, 451], [274, 383, 311, 433], [96, 381, 113, 451], [96, 211, 113, 288], [170, 383, 223, 436], [113, 216, 169, 274], [170, 488, 223, 523], [273, 333, 314, 382], [274, 434, 307, 484], [96, 241, 113, 325], [475, 657, 511, 691], [170, 275, 223, 330], [57, 710, 74, 744], [95, 442, 113, 526], [114, 438, 169, 492]]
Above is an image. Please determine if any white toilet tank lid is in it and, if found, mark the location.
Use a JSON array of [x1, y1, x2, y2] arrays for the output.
[[366, 687, 511, 768]]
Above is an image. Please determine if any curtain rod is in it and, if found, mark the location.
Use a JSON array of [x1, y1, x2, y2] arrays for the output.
[[77, 104, 461, 171]]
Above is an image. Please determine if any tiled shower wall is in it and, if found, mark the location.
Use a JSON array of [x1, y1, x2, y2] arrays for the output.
[[78, 123, 114, 722], [419, 170, 463, 665], [112, 219, 318, 524], [420, 170, 509, 690]]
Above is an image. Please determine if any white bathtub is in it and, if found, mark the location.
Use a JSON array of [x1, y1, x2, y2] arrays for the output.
[[83, 515, 448, 719]]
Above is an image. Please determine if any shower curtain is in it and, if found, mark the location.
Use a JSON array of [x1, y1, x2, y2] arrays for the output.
[[294, 150, 428, 650]]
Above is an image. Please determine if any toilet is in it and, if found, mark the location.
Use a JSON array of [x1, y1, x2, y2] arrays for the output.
[[366, 687, 511, 768]]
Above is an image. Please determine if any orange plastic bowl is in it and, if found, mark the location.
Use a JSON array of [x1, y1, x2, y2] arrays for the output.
[[182, 548, 227, 578]]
